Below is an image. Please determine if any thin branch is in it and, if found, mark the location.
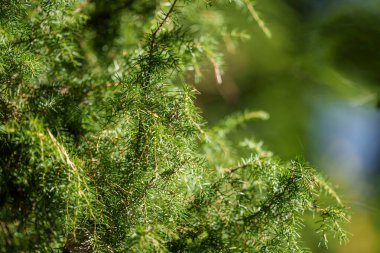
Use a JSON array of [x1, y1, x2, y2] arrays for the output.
[[224, 163, 251, 174], [243, 0, 272, 38], [150, 0, 179, 50], [314, 175, 343, 206], [134, 0, 179, 162]]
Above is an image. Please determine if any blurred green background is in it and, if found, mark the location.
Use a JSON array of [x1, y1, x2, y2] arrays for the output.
[[195, 0, 380, 252]]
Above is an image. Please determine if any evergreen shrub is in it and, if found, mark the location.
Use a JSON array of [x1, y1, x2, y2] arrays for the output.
[[0, 1, 348, 252]]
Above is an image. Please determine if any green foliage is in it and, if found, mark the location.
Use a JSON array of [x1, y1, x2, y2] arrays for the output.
[[0, 0, 348, 252]]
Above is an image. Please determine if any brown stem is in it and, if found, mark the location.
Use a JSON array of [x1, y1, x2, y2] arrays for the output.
[[149, 0, 179, 51]]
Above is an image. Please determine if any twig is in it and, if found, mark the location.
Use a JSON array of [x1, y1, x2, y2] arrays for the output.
[[150, 0, 179, 50], [224, 163, 251, 174], [135, 0, 179, 160], [243, 0, 272, 38]]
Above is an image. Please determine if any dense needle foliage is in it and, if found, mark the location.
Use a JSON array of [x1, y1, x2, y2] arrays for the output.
[[0, 1, 348, 252]]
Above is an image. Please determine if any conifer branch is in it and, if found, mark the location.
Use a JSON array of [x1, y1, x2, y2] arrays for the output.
[[150, 0, 179, 50], [224, 163, 251, 174], [243, 0, 272, 38], [0, 1, 349, 251]]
